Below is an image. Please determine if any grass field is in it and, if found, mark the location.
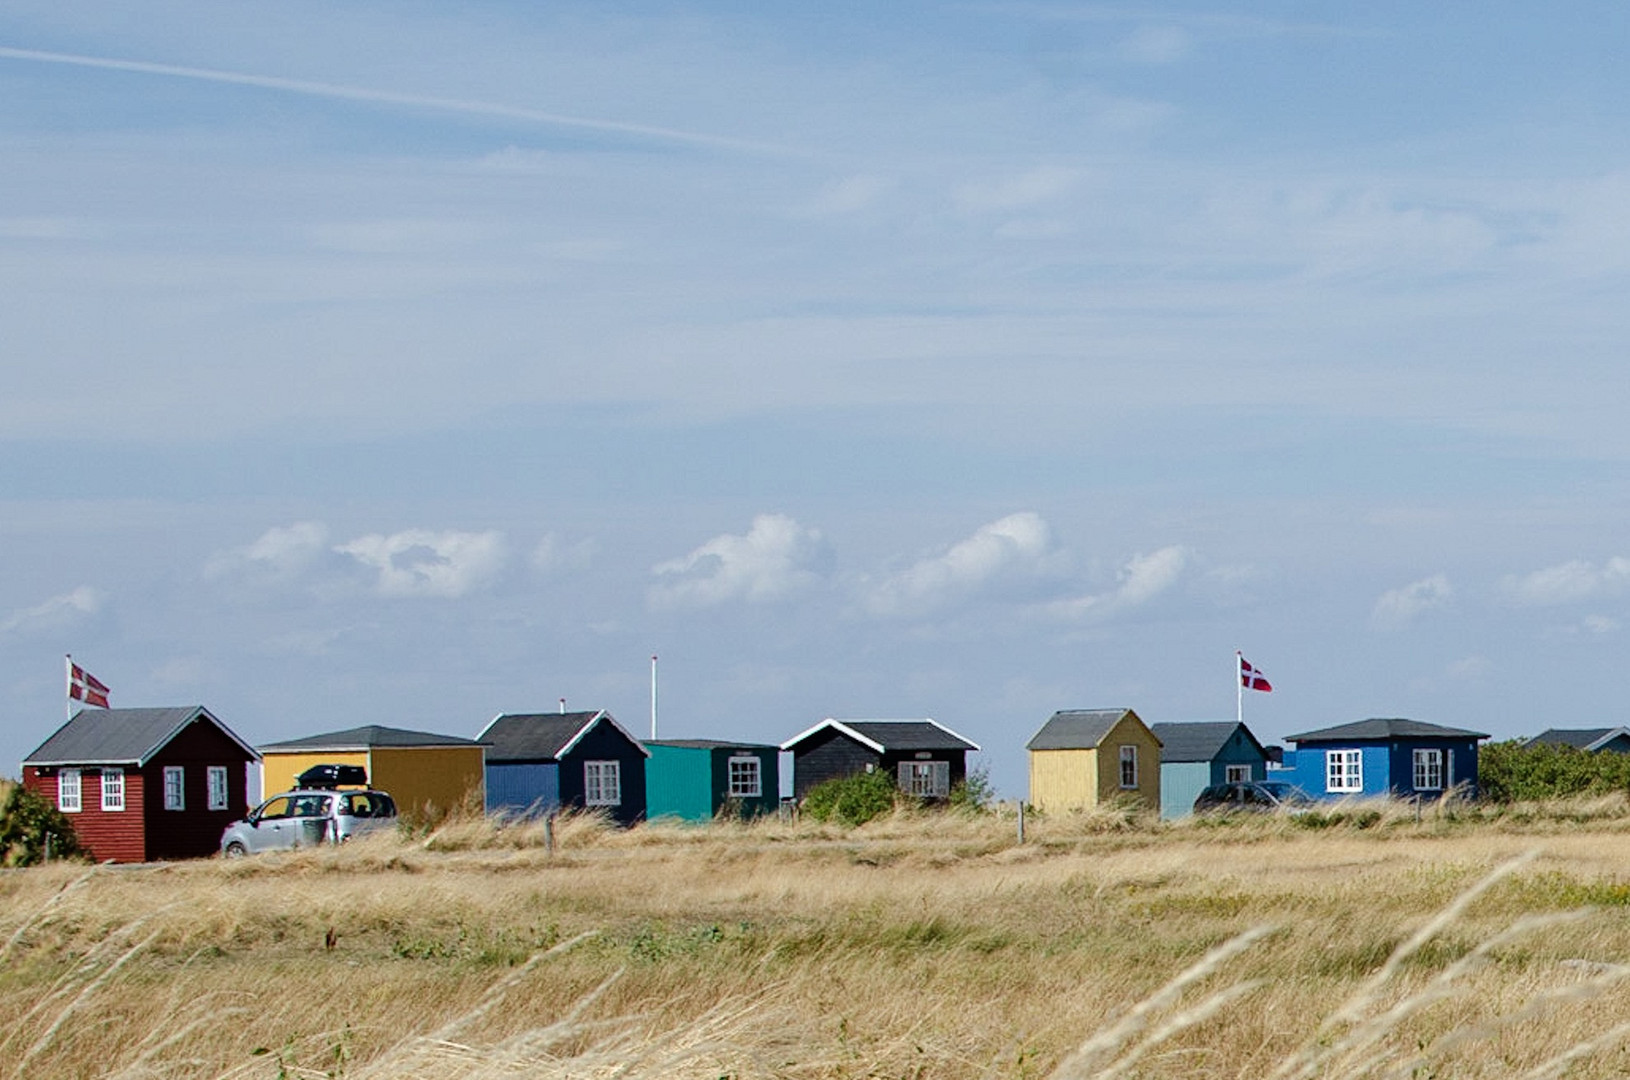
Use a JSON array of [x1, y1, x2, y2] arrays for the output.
[[7, 801, 1630, 1078]]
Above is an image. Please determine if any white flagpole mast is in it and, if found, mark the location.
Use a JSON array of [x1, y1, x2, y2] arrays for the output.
[[1235, 650, 1243, 726], [65, 654, 72, 723]]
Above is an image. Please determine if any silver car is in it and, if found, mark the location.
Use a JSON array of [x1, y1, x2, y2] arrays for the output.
[[220, 789, 397, 856]]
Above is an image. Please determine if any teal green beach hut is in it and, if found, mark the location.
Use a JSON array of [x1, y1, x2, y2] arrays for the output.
[[644, 739, 781, 821]]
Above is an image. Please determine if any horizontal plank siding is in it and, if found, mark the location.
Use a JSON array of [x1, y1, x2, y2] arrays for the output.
[[145, 717, 258, 861], [790, 729, 882, 799], [486, 762, 560, 816], [24, 767, 146, 863]]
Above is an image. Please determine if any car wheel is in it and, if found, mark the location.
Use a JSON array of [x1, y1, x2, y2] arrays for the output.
[[223, 841, 248, 859]]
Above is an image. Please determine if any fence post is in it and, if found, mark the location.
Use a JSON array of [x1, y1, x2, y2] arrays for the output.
[[544, 813, 556, 855], [1016, 801, 1026, 845]]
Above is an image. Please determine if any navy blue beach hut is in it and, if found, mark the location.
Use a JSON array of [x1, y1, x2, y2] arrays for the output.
[[644, 739, 781, 822], [1277, 718, 1488, 801], [478, 710, 650, 825], [1149, 721, 1269, 819]]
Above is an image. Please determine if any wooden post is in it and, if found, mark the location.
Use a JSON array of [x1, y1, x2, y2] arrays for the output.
[[544, 814, 556, 855], [1016, 801, 1026, 845]]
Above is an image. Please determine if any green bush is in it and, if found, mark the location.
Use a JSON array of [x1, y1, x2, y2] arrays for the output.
[[801, 769, 900, 826], [948, 764, 995, 813], [0, 780, 84, 866], [1479, 739, 1630, 802]]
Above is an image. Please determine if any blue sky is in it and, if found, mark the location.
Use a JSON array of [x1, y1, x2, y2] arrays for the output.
[[4, 3, 1630, 797]]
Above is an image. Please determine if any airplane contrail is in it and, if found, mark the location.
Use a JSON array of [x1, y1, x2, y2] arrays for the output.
[[0, 44, 794, 156]]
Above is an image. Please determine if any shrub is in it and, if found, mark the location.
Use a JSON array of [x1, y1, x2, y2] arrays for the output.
[[948, 764, 995, 813], [1479, 739, 1630, 802], [0, 779, 84, 866], [801, 769, 899, 826]]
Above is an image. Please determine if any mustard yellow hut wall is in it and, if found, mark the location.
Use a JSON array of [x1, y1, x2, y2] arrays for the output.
[[261, 751, 369, 798], [1094, 715, 1161, 812], [369, 746, 485, 822], [1028, 748, 1100, 812]]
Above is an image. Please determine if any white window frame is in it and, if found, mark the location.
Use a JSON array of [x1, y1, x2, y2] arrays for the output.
[[1326, 750, 1363, 793], [727, 756, 762, 798], [584, 760, 621, 806], [898, 760, 950, 798], [58, 768, 82, 813], [1413, 748, 1444, 791], [1224, 763, 1252, 784], [163, 766, 185, 811], [101, 768, 125, 812], [1119, 745, 1139, 789], [207, 766, 229, 811]]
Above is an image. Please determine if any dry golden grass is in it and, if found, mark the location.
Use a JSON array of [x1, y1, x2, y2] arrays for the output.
[[8, 803, 1630, 1077]]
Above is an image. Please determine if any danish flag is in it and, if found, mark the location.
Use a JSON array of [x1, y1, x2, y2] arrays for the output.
[[67, 656, 111, 708], [1239, 654, 1272, 693]]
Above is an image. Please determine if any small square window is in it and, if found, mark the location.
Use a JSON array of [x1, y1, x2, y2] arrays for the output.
[[584, 761, 621, 806], [728, 757, 762, 798], [58, 769, 81, 813], [1413, 749, 1444, 791], [1326, 750, 1362, 793], [1224, 763, 1252, 784], [101, 768, 125, 812]]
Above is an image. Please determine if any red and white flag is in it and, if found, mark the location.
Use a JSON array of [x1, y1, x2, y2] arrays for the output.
[[66, 656, 111, 708], [1239, 654, 1272, 693]]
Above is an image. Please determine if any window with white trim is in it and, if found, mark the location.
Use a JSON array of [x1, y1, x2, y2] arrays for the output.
[[207, 766, 229, 811], [1224, 764, 1252, 784], [584, 760, 621, 806], [1119, 745, 1138, 789], [58, 768, 81, 813], [1326, 750, 1363, 793], [898, 760, 950, 798], [163, 766, 185, 810], [1413, 749, 1444, 791], [727, 756, 762, 798], [101, 768, 125, 812]]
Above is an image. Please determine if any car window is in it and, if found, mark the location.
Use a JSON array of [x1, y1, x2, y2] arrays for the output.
[[342, 794, 371, 817], [291, 795, 332, 818], [375, 794, 396, 817], [257, 796, 294, 820]]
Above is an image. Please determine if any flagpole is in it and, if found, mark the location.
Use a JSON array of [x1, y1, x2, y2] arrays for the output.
[[1235, 650, 1243, 726], [65, 654, 72, 723]]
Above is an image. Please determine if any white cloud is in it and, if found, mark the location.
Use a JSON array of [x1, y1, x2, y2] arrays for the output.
[[206, 521, 331, 583], [1584, 614, 1621, 634], [1046, 545, 1189, 621], [335, 529, 508, 598], [865, 512, 1053, 618], [1371, 573, 1452, 629], [1503, 557, 1630, 605], [650, 514, 824, 609], [0, 586, 101, 636]]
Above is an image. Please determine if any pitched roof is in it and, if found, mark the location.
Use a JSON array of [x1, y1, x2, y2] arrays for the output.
[[478, 710, 650, 763], [646, 739, 779, 751], [1525, 728, 1630, 751], [1026, 709, 1149, 751], [23, 706, 258, 767], [1149, 721, 1265, 763], [780, 718, 979, 753], [259, 724, 485, 752], [1287, 718, 1489, 744]]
